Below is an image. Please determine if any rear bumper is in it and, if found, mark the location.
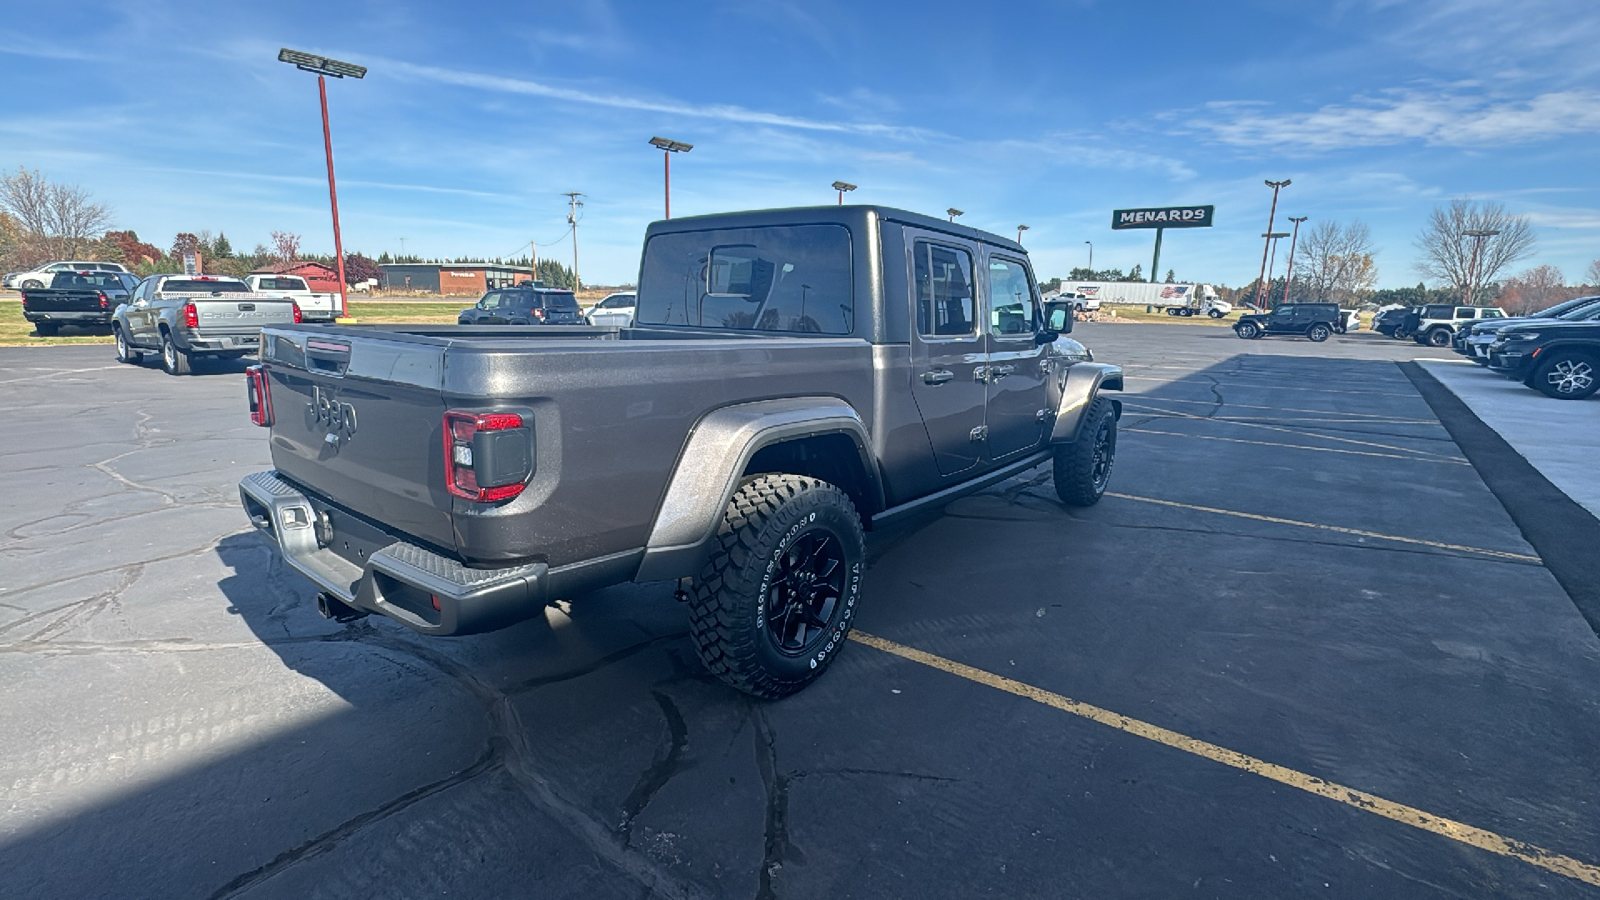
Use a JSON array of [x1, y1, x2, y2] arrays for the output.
[[23, 310, 111, 324], [182, 330, 262, 353], [239, 470, 548, 635]]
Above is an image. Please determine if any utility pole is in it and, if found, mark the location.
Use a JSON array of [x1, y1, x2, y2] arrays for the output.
[[564, 192, 584, 291], [1281, 217, 1307, 307], [1084, 241, 1093, 273], [530, 239, 537, 281], [1255, 179, 1291, 309], [1463, 229, 1500, 307], [398, 237, 406, 259]]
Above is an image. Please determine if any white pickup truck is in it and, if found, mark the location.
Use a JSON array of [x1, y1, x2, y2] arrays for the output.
[[243, 274, 340, 322]]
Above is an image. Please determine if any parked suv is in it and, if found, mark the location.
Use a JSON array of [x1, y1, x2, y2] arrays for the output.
[[1487, 320, 1600, 399], [1404, 304, 1504, 347], [1233, 303, 1342, 341], [458, 287, 584, 325], [1457, 295, 1600, 362]]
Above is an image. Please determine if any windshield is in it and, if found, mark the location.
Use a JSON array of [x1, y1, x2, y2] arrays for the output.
[[635, 224, 853, 334], [254, 277, 308, 291], [162, 279, 251, 293]]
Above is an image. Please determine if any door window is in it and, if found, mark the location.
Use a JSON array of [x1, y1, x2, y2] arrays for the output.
[[480, 292, 502, 309], [987, 257, 1036, 337], [915, 242, 975, 337], [1480, 309, 1504, 318], [1454, 307, 1474, 319]]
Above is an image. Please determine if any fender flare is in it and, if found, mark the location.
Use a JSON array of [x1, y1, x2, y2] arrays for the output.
[[1049, 362, 1123, 444], [634, 397, 881, 582]]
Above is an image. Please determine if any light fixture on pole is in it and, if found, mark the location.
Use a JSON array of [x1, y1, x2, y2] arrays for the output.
[[947, 208, 964, 223], [1254, 179, 1291, 309], [648, 137, 692, 220], [1463, 228, 1500, 307], [832, 181, 856, 205], [1281, 216, 1307, 307], [1084, 241, 1093, 272], [1016, 224, 1029, 243], [277, 48, 367, 321], [1261, 231, 1289, 308]]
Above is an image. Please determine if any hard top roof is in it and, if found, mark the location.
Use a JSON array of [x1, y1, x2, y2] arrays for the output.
[[645, 205, 1028, 254]]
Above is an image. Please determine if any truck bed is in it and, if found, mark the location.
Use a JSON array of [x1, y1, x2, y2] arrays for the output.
[[256, 323, 877, 570]]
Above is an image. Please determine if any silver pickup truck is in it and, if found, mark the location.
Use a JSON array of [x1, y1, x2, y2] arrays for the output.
[[239, 206, 1124, 697], [114, 274, 302, 374]]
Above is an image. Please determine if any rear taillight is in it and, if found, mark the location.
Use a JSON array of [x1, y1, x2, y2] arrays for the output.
[[183, 302, 199, 329], [98, 292, 109, 309], [293, 302, 303, 324], [443, 410, 533, 502], [246, 365, 273, 427]]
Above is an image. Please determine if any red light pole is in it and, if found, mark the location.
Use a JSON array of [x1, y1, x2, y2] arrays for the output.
[[278, 49, 366, 321], [1254, 179, 1290, 309], [1281, 216, 1307, 307], [649, 137, 692, 219]]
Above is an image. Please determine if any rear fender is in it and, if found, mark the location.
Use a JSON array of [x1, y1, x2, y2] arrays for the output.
[[1049, 362, 1123, 444], [634, 397, 880, 582]]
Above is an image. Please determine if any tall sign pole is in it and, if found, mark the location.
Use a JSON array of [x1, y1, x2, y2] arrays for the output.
[[1281, 216, 1307, 307], [1108, 205, 1215, 282], [1150, 228, 1164, 283], [1255, 180, 1290, 309]]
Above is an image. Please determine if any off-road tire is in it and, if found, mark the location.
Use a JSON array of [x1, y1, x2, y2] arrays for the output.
[[33, 322, 59, 337], [688, 474, 865, 699], [1235, 321, 1261, 339], [1426, 328, 1452, 347], [1530, 352, 1600, 400], [114, 324, 141, 363], [1053, 397, 1117, 507], [1308, 323, 1332, 342], [160, 329, 191, 375]]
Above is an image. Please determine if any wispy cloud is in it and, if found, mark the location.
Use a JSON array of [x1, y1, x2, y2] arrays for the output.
[[382, 60, 927, 138], [1183, 89, 1600, 152]]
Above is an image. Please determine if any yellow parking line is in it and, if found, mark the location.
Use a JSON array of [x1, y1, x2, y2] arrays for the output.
[[850, 631, 1600, 888], [1121, 427, 1472, 465], [1105, 492, 1541, 563]]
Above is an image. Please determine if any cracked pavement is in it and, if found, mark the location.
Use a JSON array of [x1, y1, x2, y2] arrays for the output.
[[3, 329, 1599, 899]]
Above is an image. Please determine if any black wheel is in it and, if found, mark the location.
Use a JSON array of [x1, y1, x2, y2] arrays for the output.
[[1531, 352, 1600, 400], [688, 474, 865, 698], [114, 324, 142, 363], [1053, 397, 1117, 507], [33, 321, 59, 337], [160, 330, 191, 375], [1235, 322, 1261, 339], [1426, 328, 1452, 347], [1308, 323, 1331, 342]]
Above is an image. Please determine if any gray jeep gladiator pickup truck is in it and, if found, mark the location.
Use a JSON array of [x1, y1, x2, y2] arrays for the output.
[[238, 206, 1124, 697]]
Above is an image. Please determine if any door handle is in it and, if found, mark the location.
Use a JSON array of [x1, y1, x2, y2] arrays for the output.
[[922, 370, 954, 385], [990, 364, 1015, 380]]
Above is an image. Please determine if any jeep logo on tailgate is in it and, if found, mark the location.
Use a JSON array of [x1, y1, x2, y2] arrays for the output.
[[307, 385, 358, 446]]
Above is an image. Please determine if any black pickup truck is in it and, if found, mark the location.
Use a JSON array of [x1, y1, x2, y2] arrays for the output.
[[239, 205, 1125, 697], [21, 270, 142, 335]]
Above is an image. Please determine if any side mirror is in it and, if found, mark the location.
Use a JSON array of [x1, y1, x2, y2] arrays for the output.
[[1043, 300, 1073, 334]]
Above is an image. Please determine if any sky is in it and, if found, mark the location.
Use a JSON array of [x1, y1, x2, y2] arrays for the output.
[[2, 0, 1597, 288]]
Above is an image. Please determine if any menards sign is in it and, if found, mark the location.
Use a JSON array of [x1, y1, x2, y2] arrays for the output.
[[1111, 205, 1215, 230]]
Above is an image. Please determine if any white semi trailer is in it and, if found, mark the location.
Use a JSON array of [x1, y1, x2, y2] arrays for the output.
[[1066, 281, 1231, 318]]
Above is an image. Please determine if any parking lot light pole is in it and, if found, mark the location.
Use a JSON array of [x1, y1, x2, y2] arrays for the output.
[[1085, 241, 1093, 272], [1281, 217, 1307, 307], [947, 208, 963, 223], [832, 181, 856, 205], [1254, 179, 1291, 309], [278, 48, 366, 321], [649, 137, 692, 219], [1016, 224, 1029, 243], [1261, 232, 1289, 309], [1463, 228, 1500, 307]]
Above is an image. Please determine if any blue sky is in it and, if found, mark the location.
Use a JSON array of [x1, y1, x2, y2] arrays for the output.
[[2, 0, 1597, 287]]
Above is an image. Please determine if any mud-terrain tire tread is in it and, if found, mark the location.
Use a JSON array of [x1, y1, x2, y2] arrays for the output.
[[687, 473, 864, 699], [1053, 397, 1117, 507]]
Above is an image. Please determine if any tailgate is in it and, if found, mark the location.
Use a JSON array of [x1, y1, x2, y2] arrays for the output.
[[191, 295, 297, 330], [23, 291, 101, 312], [260, 328, 457, 552]]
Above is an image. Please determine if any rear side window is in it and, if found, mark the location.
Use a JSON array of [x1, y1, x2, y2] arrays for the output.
[[1424, 305, 1453, 318], [636, 224, 853, 334], [915, 241, 976, 336], [162, 279, 251, 293]]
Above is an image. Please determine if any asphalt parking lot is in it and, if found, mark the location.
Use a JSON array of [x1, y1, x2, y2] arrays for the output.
[[3, 324, 1599, 899]]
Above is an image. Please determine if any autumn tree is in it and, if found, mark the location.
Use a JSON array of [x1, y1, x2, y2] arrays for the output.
[[104, 230, 162, 265], [1298, 221, 1378, 306], [1497, 265, 1580, 315], [1414, 199, 1535, 297], [343, 252, 382, 285], [0, 167, 113, 260], [271, 231, 301, 264]]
